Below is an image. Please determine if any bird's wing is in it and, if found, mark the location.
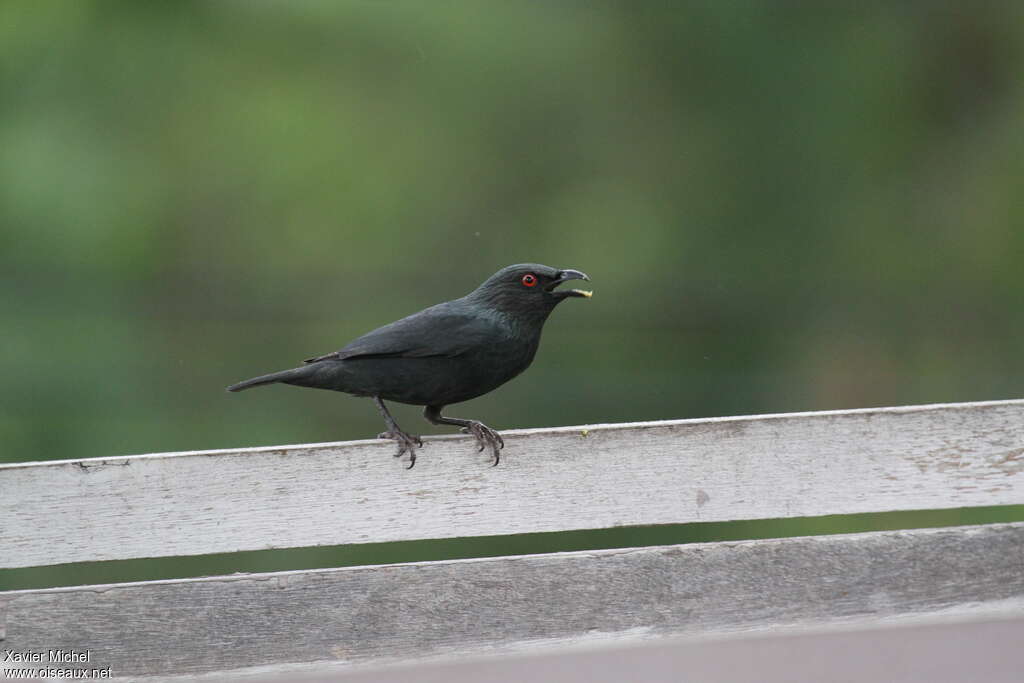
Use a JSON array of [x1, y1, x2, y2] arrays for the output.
[[304, 303, 498, 364]]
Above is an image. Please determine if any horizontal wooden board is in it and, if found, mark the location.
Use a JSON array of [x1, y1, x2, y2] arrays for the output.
[[2, 523, 1022, 678], [204, 615, 1024, 683], [2, 399, 1024, 568]]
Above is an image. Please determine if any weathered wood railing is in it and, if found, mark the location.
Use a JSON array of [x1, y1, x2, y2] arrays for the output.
[[2, 399, 1022, 680]]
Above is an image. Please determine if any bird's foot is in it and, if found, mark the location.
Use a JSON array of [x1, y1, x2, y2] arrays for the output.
[[378, 430, 423, 469], [460, 421, 505, 466]]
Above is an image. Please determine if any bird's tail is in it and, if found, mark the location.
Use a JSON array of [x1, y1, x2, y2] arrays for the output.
[[226, 367, 310, 392]]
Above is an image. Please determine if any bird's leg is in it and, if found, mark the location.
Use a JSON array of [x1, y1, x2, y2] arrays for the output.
[[423, 405, 504, 466], [373, 397, 422, 469]]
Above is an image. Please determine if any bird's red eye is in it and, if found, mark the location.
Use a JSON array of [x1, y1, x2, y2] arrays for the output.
[[521, 273, 537, 287]]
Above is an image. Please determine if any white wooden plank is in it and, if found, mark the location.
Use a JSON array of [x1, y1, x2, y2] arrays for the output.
[[2, 399, 1023, 568], [218, 616, 1024, 683], [2, 523, 1022, 679]]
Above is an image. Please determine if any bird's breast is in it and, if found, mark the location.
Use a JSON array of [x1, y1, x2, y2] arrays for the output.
[[457, 332, 538, 383]]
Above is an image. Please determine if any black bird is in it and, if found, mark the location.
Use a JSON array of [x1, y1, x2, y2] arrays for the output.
[[227, 264, 591, 468]]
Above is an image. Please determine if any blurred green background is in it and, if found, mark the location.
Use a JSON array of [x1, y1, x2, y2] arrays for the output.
[[2, 1, 1023, 586]]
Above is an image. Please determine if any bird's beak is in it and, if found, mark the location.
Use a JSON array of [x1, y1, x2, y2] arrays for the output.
[[547, 269, 592, 299]]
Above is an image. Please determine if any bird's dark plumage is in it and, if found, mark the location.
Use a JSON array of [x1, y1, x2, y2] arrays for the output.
[[228, 264, 591, 467]]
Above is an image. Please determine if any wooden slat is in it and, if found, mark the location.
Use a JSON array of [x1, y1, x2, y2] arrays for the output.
[[2, 523, 1022, 678], [234, 616, 1024, 683], [2, 399, 1023, 568]]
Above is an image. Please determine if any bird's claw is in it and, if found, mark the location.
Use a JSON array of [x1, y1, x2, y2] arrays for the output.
[[461, 421, 504, 466], [378, 430, 422, 469], [378, 431, 423, 447]]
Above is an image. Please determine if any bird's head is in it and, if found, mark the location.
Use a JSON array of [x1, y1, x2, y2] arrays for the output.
[[468, 263, 592, 318]]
